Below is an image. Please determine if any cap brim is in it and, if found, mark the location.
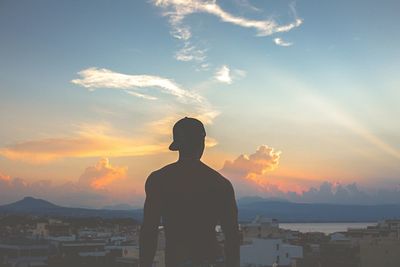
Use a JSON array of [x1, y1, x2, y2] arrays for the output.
[[169, 141, 179, 151]]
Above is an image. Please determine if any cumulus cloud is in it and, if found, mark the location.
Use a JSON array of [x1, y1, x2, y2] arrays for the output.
[[222, 145, 281, 177], [219, 146, 400, 204], [0, 171, 11, 182], [236, 180, 400, 205], [273, 37, 293, 47], [71, 67, 204, 103], [152, 0, 302, 65], [0, 124, 166, 163], [78, 158, 127, 190], [221, 146, 281, 196], [286, 182, 400, 205], [0, 160, 139, 208]]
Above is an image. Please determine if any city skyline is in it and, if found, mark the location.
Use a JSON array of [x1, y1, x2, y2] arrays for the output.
[[1, 0, 399, 208]]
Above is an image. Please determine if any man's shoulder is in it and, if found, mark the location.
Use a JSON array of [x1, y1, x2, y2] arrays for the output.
[[147, 161, 233, 188], [146, 162, 178, 183], [152, 162, 179, 175], [199, 162, 233, 187]]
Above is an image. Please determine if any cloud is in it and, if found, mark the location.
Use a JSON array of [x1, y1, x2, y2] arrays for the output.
[[4, 65, 222, 164], [154, 0, 302, 36], [215, 65, 232, 84], [222, 145, 281, 177], [175, 43, 207, 62], [221, 146, 281, 196], [286, 182, 398, 205], [78, 158, 127, 190], [236, 180, 400, 205], [71, 67, 204, 103], [125, 91, 158, 100], [0, 124, 166, 164], [71, 67, 219, 125], [214, 65, 246, 84], [274, 37, 293, 47], [152, 0, 302, 65], [0, 160, 142, 208], [0, 171, 11, 182], [219, 147, 400, 204]]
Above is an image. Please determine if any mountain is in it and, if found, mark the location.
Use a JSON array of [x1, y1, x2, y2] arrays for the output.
[[238, 196, 289, 205], [102, 203, 139, 210], [238, 200, 400, 222], [4, 197, 59, 211], [1, 197, 400, 223], [0, 197, 142, 219]]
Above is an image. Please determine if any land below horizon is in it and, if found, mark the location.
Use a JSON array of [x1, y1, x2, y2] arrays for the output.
[[1, 196, 399, 223]]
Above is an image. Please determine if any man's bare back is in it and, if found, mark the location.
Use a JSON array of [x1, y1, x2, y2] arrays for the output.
[[139, 117, 240, 267]]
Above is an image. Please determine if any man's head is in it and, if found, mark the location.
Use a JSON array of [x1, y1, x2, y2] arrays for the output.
[[169, 117, 206, 159]]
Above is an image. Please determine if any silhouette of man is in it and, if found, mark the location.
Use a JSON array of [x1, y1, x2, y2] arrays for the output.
[[139, 117, 240, 267]]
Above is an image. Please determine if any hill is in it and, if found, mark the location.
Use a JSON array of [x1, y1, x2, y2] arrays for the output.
[[0, 197, 142, 219], [238, 200, 400, 222], [1, 197, 400, 222]]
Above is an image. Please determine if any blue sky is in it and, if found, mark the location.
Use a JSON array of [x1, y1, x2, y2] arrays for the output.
[[0, 0, 399, 207]]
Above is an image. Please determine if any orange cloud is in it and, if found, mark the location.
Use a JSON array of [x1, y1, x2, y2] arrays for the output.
[[0, 171, 11, 182], [222, 145, 280, 181], [78, 158, 127, 190], [0, 124, 167, 164], [220, 145, 283, 196], [0, 116, 219, 164]]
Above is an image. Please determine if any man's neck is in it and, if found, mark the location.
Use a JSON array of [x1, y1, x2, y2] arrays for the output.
[[178, 154, 201, 162]]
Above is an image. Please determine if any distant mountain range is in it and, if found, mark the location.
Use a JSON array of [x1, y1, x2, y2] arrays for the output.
[[237, 200, 400, 222], [1, 196, 399, 223], [0, 197, 141, 219]]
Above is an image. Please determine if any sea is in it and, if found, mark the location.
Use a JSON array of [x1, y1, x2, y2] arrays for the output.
[[279, 222, 377, 234]]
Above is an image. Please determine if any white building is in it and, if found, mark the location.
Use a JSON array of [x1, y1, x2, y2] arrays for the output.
[[330, 232, 350, 242], [241, 216, 280, 242], [240, 238, 303, 267]]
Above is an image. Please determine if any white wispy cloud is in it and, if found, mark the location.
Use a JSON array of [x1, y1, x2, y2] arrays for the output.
[[72, 67, 220, 130], [125, 91, 158, 100], [274, 37, 293, 47], [215, 65, 232, 84], [175, 43, 207, 62], [71, 67, 203, 103], [214, 65, 246, 84], [154, 0, 302, 36], [153, 0, 302, 64]]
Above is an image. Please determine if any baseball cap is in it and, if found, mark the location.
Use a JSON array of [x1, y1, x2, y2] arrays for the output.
[[169, 117, 206, 151]]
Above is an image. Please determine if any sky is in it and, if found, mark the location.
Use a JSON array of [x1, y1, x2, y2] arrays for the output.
[[0, 0, 399, 208]]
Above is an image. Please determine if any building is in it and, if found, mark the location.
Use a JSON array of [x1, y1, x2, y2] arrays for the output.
[[241, 216, 280, 242], [0, 239, 50, 267], [115, 245, 165, 267], [240, 238, 303, 267]]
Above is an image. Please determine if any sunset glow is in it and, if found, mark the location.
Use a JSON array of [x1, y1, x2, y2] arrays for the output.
[[1, 0, 399, 207]]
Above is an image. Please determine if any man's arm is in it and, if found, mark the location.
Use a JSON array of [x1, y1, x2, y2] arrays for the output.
[[220, 180, 240, 267], [139, 172, 162, 267]]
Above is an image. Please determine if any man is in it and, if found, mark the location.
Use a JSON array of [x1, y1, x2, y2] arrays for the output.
[[139, 117, 240, 267]]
